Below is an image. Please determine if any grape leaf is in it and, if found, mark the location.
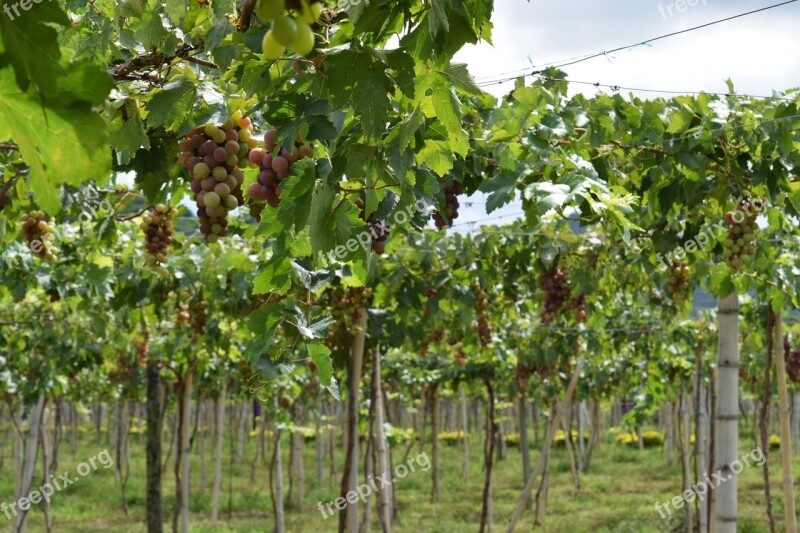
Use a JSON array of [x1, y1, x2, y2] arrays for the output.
[[0, 0, 68, 95], [0, 69, 111, 213], [308, 343, 333, 386]]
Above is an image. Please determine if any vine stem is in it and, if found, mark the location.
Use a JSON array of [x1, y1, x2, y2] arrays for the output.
[[238, 0, 256, 32], [117, 205, 152, 221]]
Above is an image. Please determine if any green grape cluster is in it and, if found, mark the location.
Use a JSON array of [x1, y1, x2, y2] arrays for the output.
[[259, 0, 321, 59], [179, 110, 254, 243], [721, 200, 757, 272], [471, 282, 492, 347], [19, 210, 57, 262], [666, 260, 690, 297], [141, 204, 177, 267]]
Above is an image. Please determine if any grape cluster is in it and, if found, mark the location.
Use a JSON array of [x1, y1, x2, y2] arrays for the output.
[[666, 260, 690, 296], [179, 111, 254, 243], [258, 0, 320, 59], [538, 266, 570, 324], [570, 293, 588, 323], [19, 211, 56, 262], [722, 200, 757, 272], [134, 329, 150, 367], [433, 180, 462, 229], [247, 128, 314, 209], [454, 342, 466, 366], [785, 340, 800, 385], [141, 204, 177, 266], [516, 363, 531, 391], [354, 199, 390, 255], [176, 303, 190, 327], [471, 282, 492, 347], [191, 299, 208, 336]]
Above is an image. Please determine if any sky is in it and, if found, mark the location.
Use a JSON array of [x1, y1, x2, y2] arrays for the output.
[[450, 0, 800, 231]]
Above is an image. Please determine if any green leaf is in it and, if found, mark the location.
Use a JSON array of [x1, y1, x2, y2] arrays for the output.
[[146, 79, 197, 131], [0, 69, 111, 213], [253, 256, 293, 295], [308, 343, 333, 386], [479, 171, 518, 212], [0, 1, 68, 95], [443, 63, 482, 95], [323, 50, 390, 140], [134, 9, 168, 51]]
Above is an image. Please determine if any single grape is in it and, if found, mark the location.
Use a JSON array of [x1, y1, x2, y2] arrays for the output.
[[263, 30, 286, 60], [256, 0, 285, 19], [292, 21, 315, 56], [272, 15, 298, 46]]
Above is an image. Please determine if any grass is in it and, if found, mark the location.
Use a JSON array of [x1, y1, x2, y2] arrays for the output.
[[0, 423, 792, 532]]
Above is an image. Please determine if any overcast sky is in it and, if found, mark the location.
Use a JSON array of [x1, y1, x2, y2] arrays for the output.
[[451, 0, 800, 231]]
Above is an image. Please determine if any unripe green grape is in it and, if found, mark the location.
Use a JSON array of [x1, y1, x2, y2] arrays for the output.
[[292, 21, 315, 55], [256, 0, 284, 20], [224, 195, 239, 209], [213, 166, 228, 181], [212, 129, 227, 144], [204, 191, 221, 209], [194, 162, 210, 179], [272, 15, 298, 46], [298, 0, 322, 24], [263, 30, 286, 59]]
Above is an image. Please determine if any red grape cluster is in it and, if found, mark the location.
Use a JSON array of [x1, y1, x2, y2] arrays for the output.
[[722, 200, 757, 272], [538, 266, 570, 324], [471, 282, 492, 346], [354, 199, 390, 254], [666, 260, 690, 297], [191, 299, 208, 336], [141, 204, 177, 266], [247, 128, 314, 209], [179, 111, 254, 243], [19, 211, 56, 262], [785, 340, 800, 385], [433, 180, 462, 229], [569, 293, 588, 323]]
